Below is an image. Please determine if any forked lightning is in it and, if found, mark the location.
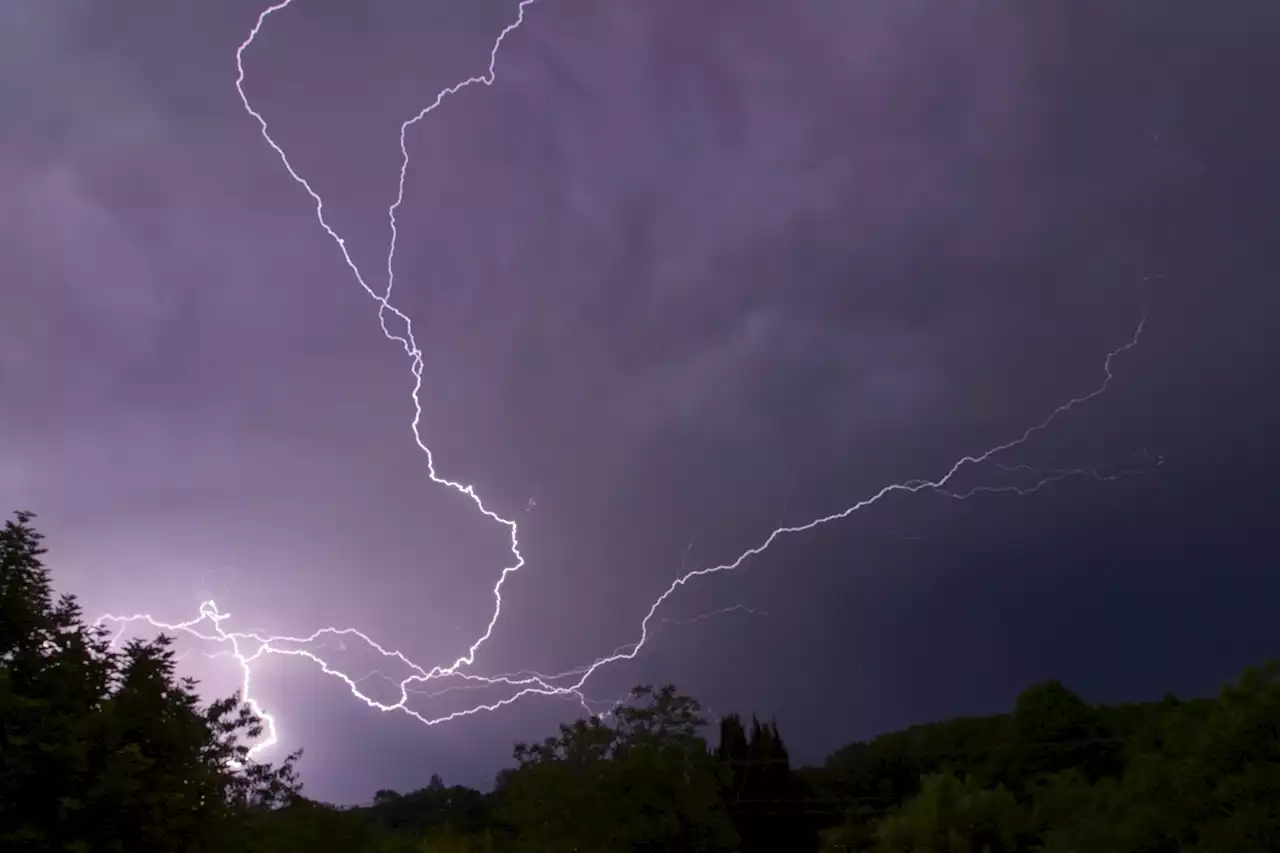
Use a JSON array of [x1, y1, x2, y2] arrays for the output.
[[97, 0, 1154, 759]]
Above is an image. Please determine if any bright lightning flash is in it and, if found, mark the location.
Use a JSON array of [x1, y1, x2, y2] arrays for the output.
[[95, 0, 1157, 760]]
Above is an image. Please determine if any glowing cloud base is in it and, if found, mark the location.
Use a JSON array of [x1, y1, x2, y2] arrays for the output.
[[97, 0, 1155, 758]]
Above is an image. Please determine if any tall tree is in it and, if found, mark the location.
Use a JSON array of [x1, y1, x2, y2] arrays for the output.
[[498, 684, 738, 852], [0, 511, 301, 852], [716, 713, 819, 853]]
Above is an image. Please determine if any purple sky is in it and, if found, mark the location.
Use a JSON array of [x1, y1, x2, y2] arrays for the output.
[[3, 0, 1279, 804]]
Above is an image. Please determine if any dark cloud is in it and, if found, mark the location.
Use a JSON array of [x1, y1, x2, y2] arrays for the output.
[[3, 0, 1278, 804]]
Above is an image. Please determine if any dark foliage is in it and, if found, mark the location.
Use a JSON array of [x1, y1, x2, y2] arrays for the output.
[[715, 712, 819, 852], [496, 684, 738, 852], [0, 512, 301, 852], [357, 775, 495, 837]]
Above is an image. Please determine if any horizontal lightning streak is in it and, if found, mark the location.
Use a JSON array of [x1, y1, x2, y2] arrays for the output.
[[95, 0, 1155, 760]]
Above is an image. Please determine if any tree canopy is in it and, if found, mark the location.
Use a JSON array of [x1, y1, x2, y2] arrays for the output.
[[497, 683, 739, 852]]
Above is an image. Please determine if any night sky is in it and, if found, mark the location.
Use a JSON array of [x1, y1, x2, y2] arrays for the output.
[[3, 0, 1279, 806]]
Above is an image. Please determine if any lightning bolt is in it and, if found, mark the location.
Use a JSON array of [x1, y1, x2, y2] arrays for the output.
[[226, 0, 537, 681], [95, 0, 1157, 761]]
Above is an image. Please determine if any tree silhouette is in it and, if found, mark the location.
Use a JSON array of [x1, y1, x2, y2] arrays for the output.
[[715, 713, 818, 852], [499, 684, 737, 852], [0, 511, 300, 852]]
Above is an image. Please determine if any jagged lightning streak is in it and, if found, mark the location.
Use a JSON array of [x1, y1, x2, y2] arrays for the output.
[[97, 0, 1157, 759], [231, 0, 538, 680]]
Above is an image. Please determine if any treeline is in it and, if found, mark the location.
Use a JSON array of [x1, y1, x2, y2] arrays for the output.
[[805, 672, 1280, 851], [5, 511, 1280, 851]]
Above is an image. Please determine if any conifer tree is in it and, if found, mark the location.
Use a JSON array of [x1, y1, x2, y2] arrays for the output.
[[715, 712, 818, 852]]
